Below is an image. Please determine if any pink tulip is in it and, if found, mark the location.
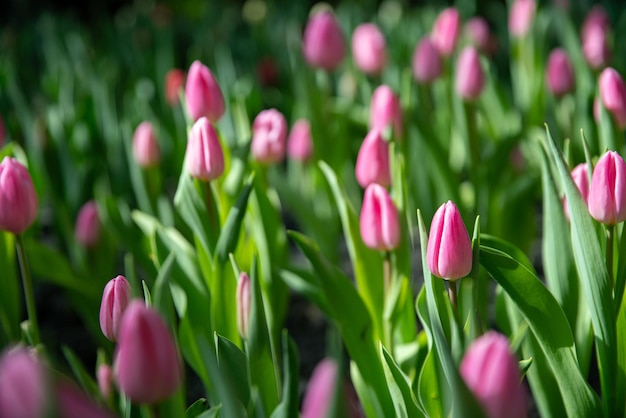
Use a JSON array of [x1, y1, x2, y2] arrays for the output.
[[593, 96, 601, 123], [351, 23, 387, 75], [75, 200, 100, 248], [508, 0, 536, 38], [563, 163, 590, 221], [599, 68, 626, 129], [588, 151, 626, 225], [302, 10, 346, 70], [0, 157, 38, 234], [455, 47, 485, 101], [165, 69, 185, 106], [97, 364, 113, 400], [431, 7, 461, 57], [465, 17, 491, 54], [56, 378, 116, 418], [99, 275, 132, 342], [370, 85, 402, 138], [236, 272, 251, 340], [184, 60, 225, 123], [132, 121, 161, 168], [185, 117, 225, 181], [359, 184, 400, 251], [546, 48, 575, 97], [114, 301, 182, 404], [355, 129, 391, 188], [582, 25, 611, 70], [460, 332, 527, 418], [0, 346, 48, 418], [251, 109, 288, 164], [287, 119, 313, 162], [301, 358, 339, 418], [581, 5, 610, 42], [427, 201, 472, 280], [412, 37, 442, 84]]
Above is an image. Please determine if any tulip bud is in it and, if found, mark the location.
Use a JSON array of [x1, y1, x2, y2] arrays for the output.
[[56, 378, 116, 418], [236, 272, 251, 340], [355, 129, 391, 188], [460, 332, 527, 418], [99, 275, 132, 342], [351, 23, 387, 75], [588, 151, 626, 225], [302, 10, 345, 70], [370, 85, 402, 138], [75, 200, 100, 248], [184, 60, 225, 123], [546, 48, 575, 97], [185, 117, 225, 181], [508, 0, 536, 38], [581, 5, 610, 42], [0, 157, 38, 234], [359, 184, 400, 251], [582, 25, 611, 70], [465, 17, 492, 54], [427, 201, 472, 280], [165, 69, 185, 106], [431, 7, 461, 57], [257, 57, 278, 87], [132, 121, 160, 168], [287, 119, 313, 162], [455, 47, 485, 101], [593, 96, 601, 123], [564, 163, 590, 221], [412, 37, 443, 84], [114, 301, 182, 404], [0, 346, 48, 418], [97, 364, 113, 400], [598, 68, 626, 129], [301, 358, 338, 418], [251, 109, 288, 164]]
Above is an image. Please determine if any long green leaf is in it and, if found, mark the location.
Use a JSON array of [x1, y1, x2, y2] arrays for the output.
[[543, 125, 616, 416], [380, 344, 425, 418], [269, 331, 300, 418]]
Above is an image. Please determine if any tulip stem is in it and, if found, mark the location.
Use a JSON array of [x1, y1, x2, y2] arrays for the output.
[[606, 225, 615, 290], [15, 234, 40, 347], [447, 279, 458, 313]]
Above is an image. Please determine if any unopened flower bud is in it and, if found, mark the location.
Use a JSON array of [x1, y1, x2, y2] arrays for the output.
[[132, 121, 161, 168], [185, 117, 225, 181], [165, 69, 185, 106], [370, 85, 402, 138], [465, 17, 492, 54], [427, 201, 472, 280], [185, 60, 225, 123], [509, 0, 536, 38], [302, 10, 345, 70], [355, 129, 391, 188], [75, 200, 101, 248], [0, 157, 38, 234], [581, 5, 610, 42], [0, 346, 48, 418], [114, 301, 182, 404], [359, 184, 400, 251], [301, 358, 339, 418], [251, 109, 287, 164], [351, 23, 387, 75], [564, 163, 590, 221], [582, 25, 611, 70], [460, 332, 527, 418], [412, 37, 442, 84], [599, 68, 626, 129], [588, 150, 626, 225], [97, 364, 113, 400], [56, 377, 116, 418], [455, 47, 485, 101], [287, 119, 313, 162], [546, 48, 575, 97], [431, 7, 461, 57], [236, 272, 251, 340], [99, 275, 132, 342]]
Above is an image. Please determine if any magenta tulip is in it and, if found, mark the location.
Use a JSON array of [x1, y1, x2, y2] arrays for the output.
[[165, 69, 185, 106], [56, 378, 116, 418], [301, 358, 339, 418], [185, 117, 225, 181], [460, 332, 527, 418], [588, 151, 626, 225], [287, 119, 313, 162], [97, 364, 113, 400], [599, 68, 626, 129], [455, 47, 485, 101], [427, 201, 472, 280], [508, 0, 536, 38], [302, 10, 345, 70], [546, 48, 575, 97], [236, 272, 251, 340], [185, 60, 225, 123], [251, 109, 288, 164], [99, 275, 132, 342], [0, 346, 48, 418], [563, 163, 590, 221], [370, 85, 402, 138], [583, 25, 611, 70], [465, 17, 492, 54], [355, 129, 391, 188], [351, 23, 387, 75], [0, 157, 38, 234], [359, 184, 400, 251], [431, 7, 461, 57], [75, 200, 100, 248], [132, 121, 160, 168], [412, 37, 442, 84]]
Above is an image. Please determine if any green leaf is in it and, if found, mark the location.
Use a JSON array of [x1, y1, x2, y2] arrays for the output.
[[0, 232, 20, 342], [318, 161, 385, 343], [214, 173, 255, 265], [479, 240, 601, 417], [288, 230, 394, 417], [61, 346, 99, 397], [184, 398, 209, 418], [380, 344, 425, 418], [216, 334, 250, 408], [542, 125, 616, 416], [269, 331, 300, 418], [277, 267, 330, 316]]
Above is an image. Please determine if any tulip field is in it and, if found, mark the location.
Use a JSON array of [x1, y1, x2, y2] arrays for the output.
[[2, 0, 626, 417]]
